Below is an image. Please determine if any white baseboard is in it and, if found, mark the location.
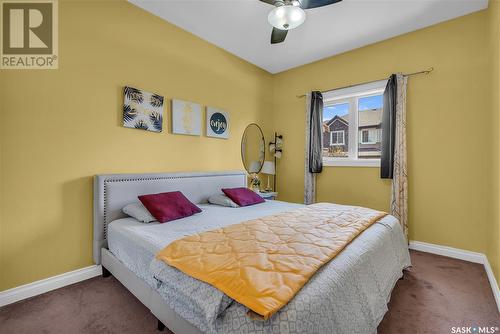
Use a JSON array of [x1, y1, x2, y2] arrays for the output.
[[0, 265, 101, 307], [1, 242, 499, 314], [409, 240, 485, 263], [483, 258, 500, 314], [409, 240, 500, 313]]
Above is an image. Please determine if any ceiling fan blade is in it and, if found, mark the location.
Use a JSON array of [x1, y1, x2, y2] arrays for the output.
[[271, 28, 288, 44], [299, 0, 342, 9], [259, 0, 276, 5]]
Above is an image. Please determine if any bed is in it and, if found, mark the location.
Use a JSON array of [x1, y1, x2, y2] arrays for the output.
[[94, 171, 411, 334]]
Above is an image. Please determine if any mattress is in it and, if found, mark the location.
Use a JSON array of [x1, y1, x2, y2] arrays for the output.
[[107, 200, 304, 288], [108, 200, 411, 333]]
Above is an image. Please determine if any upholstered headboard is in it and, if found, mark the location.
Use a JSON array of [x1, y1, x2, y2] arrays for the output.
[[93, 171, 247, 264]]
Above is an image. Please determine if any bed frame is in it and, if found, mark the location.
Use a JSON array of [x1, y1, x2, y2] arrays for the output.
[[93, 171, 247, 333]]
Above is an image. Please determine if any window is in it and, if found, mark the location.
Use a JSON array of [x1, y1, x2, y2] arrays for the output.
[[359, 129, 380, 144], [330, 130, 345, 145], [322, 80, 387, 167], [323, 102, 349, 158]]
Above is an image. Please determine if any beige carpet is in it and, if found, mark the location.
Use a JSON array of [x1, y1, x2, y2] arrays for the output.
[[1, 250, 498, 334]]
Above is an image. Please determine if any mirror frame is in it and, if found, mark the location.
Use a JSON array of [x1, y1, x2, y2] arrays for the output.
[[241, 123, 266, 174]]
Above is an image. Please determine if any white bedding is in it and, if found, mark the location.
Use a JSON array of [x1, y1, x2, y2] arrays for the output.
[[108, 200, 411, 334], [107, 200, 303, 288]]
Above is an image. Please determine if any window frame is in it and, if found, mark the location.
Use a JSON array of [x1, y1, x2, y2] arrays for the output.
[[359, 128, 379, 145], [322, 80, 387, 168], [330, 130, 345, 146]]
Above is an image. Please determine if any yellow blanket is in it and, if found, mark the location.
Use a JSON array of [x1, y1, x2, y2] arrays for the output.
[[156, 203, 387, 319]]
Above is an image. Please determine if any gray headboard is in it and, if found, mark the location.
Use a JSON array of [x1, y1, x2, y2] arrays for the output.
[[93, 170, 247, 264]]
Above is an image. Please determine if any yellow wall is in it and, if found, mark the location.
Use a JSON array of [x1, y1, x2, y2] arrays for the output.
[[488, 0, 500, 282], [0, 63, 3, 289], [273, 12, 491, 255], [1, 0, 498, 291], [0, 0, 273, 290]]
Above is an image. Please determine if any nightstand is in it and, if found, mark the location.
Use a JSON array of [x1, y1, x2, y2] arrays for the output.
[[257, 191, 278, 200]]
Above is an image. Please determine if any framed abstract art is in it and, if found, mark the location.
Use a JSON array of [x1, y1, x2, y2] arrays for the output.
[[171, 99, 202, 136]]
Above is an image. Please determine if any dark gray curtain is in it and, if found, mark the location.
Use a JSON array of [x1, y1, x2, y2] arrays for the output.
[[309, 91, 323, 173], [381, 75, 397, 179]]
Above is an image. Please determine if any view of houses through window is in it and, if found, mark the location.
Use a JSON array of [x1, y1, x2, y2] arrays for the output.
[[322, 85, 385, 164]]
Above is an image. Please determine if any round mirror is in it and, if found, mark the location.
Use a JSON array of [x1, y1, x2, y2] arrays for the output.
[[241, 124, 265, 174]]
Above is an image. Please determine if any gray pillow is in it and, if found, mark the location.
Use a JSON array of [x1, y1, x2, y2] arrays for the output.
[[122, 202, 157, 223], [208, 194, 239, 208]]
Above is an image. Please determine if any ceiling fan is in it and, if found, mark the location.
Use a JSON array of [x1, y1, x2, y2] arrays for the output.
[[259, 0, 343, 44]]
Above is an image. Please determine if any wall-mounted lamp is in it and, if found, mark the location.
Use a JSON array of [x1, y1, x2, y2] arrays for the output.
[[269, 133, 283, 159], [269, 133, 283, 191]]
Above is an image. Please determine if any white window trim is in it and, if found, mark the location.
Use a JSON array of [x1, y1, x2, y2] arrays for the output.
[[323, 158, 380, 167], [322, 80, 388, 101], [322, 80, 387, 168], [359, 129, 378, 145], [330, 130, 345, 146]]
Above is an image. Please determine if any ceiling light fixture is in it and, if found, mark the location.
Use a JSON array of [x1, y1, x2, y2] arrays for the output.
[[267, 3, 306, 31]]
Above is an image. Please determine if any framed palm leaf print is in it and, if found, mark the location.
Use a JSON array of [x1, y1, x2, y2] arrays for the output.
[[123, 86, 164, 132]]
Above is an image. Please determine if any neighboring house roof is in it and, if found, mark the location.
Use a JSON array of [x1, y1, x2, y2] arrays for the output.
[[324, 108, 382, 129], [325, 115, 348, 127]]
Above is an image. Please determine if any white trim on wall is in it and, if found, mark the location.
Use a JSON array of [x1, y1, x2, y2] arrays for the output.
[[0, 265, 101, 307], [409, 240, 485, 263], [409, 240, 500, 313], [323, 158, 380, 167], [0, 242, 498, 314], [484, 259, 500, 314]]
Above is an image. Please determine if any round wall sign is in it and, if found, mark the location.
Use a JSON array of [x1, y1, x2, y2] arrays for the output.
[[210, 112, 227, 134]]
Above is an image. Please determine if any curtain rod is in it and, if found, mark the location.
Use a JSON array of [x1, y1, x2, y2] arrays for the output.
[[296, 67, 434, 98]]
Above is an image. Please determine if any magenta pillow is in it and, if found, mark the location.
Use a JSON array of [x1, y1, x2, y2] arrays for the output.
[[222, 187, 265, 207], [138, 191, 201, 223]]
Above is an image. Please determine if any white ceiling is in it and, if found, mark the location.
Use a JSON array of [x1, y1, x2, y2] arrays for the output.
[[128, 0, 488, 74]]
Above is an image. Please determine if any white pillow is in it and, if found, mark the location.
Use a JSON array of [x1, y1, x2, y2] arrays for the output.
[[122, 202, 157, 223], [208, 194, 239, 208]]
